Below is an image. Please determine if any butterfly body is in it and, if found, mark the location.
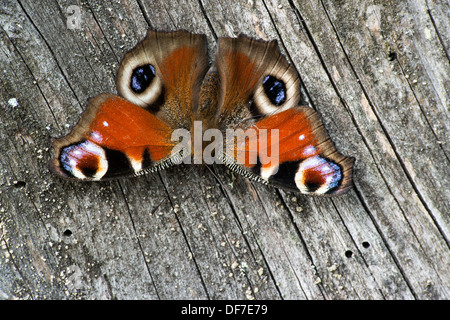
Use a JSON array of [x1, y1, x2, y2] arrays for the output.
[[50, 30, 354, 196]]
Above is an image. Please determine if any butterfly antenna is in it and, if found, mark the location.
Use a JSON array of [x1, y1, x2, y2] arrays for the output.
[[205, 164, 230, 191]]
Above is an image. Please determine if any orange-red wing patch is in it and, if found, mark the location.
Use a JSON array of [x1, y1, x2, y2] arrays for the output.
[[87, 95, 174, 161], [230, 107, 354, 196], [50, 94, 177, 180]]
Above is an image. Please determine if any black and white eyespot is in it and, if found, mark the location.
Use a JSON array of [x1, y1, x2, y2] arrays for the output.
[[59, 140, 108, 180], [294, 155, 343, 195], [253, 71, 299, 116], [116, 54, 164, 109], [262, 75, 286, 106], [130, 64, 156, 94]]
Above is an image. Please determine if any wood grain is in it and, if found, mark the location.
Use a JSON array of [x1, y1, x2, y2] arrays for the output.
[[0, 0, 448, 299]]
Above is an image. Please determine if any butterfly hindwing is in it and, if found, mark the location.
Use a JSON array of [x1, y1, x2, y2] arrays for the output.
[[213, 35, 301, 129], [116, 29, 209, 129]]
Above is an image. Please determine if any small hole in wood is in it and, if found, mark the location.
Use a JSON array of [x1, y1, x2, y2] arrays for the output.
[[14, 181, 26, 188], [345, 250, 353, 258], [388, 51, 397, 61], [63, 229, 72, 237], [362, 241, 370, 248]]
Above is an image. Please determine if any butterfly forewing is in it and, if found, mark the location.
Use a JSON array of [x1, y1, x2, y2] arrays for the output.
[[49, 94, 179, 180], [224, 107, 353, 196]]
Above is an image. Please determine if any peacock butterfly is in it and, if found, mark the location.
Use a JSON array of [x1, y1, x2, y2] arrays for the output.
[[49, 30, 354, 196]]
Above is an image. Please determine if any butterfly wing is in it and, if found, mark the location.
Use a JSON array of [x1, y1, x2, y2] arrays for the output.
[[50, 30, 209, 180], [213, 35, 300, 129], [215, 35, 354, 196], [116, 29, 209, 129]]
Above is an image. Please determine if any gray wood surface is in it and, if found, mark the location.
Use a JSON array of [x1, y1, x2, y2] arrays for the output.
[[0, 0, 448, 299]]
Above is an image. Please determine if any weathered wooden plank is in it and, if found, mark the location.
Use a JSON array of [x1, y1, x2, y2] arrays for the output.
[[299, 0, 449, 298], [0, 0, 448, 300]]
